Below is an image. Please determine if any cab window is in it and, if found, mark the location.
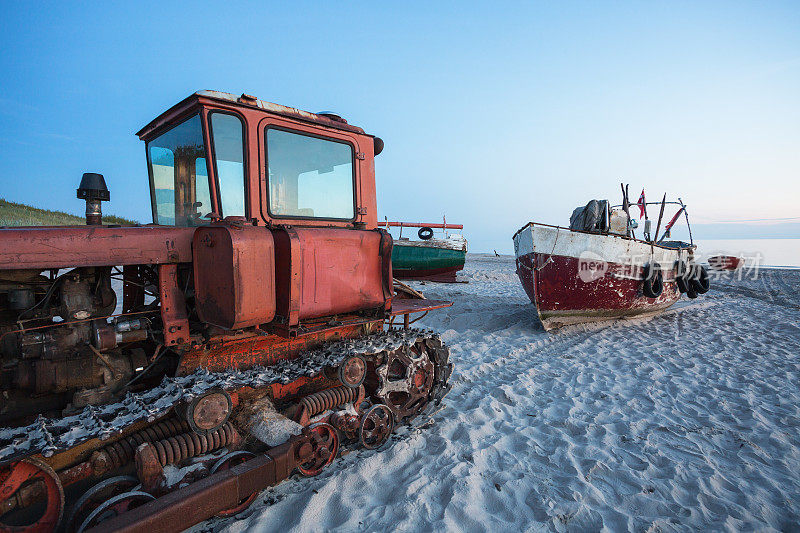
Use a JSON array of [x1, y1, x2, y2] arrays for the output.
[[147, 114, 212, 226], [266, 128, 355, 219], [210, 113, 246, 217]]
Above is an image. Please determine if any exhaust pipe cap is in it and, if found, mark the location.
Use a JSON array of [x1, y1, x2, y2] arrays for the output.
[[77, 173, 110, 201]]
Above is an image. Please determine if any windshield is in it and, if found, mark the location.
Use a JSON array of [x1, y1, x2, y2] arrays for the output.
[[210, 113, 245, 217], [147, 114, 212, 226], [266, 128, 354, 219]]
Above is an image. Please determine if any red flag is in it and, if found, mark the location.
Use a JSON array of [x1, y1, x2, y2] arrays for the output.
[[664, 207, 684, 234], [637, 189, 646, 218]]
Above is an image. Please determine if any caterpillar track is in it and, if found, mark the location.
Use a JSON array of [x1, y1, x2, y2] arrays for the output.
[[0, 329, 452, 532], [0, 330, 436, 462]]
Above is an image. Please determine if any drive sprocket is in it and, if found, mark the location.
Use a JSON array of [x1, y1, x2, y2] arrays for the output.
[[372, 335, 452, 422]]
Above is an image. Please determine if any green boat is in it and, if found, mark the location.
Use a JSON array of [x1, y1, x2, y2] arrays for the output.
[[385, 222, 467, 282]]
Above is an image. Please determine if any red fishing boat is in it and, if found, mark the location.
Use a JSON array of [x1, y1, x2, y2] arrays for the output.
[[708, 255, 744, 271], [513, 188, 710, 330]]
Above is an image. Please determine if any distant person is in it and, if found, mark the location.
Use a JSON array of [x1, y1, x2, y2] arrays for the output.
[[494, 250, 500, 257]]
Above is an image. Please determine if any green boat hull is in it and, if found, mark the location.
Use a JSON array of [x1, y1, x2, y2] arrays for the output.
[[391, 242, 466, 281]]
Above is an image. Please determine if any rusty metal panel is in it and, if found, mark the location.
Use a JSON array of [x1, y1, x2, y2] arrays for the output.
[[273, 227, 387, 321], [86, 448, 296, 533], [193, 224, 276, 330], [158, 264, 190, 346], [377, 229, 393, 310], [0, 226, 194, 270], [272, 227, 302, 326], [176, 320, 382, 375], [87, 470, 241, 533]]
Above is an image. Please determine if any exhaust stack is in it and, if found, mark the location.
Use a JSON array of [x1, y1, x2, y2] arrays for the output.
[[77, 172, 110, 225]]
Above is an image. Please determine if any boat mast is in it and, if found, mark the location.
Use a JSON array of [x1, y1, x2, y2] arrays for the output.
[[620, 183, 634, 239], [679, 197, 693, 246], [654, 194, 667, 244]]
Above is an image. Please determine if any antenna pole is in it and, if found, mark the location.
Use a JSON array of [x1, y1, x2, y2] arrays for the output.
[[621, 183, 635, 239], [654, 194, 667, 244], [679, 197, 693, 246]]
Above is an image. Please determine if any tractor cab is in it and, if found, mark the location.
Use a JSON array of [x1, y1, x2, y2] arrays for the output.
[[137, 91, 382, 229], [135, 92, 391, 338]]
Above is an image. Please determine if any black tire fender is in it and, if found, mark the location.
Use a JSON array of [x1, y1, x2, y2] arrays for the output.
[[674, 260, 689, 294], [418, 227, 434, 240], [642, 262, 664, 299], [685, 282, 698, 299], [691, 264, 710, 294]]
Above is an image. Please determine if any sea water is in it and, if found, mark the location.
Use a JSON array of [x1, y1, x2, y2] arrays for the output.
[[696, 238, 800, 268]]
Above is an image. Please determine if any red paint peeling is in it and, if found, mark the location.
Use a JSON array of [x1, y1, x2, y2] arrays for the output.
[[516, 252, 681, 330]]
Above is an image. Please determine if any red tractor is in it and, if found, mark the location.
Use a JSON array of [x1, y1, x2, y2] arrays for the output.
[[0, 91, 452, 532]]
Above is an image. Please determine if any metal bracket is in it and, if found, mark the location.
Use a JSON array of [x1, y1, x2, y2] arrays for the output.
[[158, 264, 189, 346]]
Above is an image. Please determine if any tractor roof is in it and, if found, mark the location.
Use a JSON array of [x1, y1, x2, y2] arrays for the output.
[[136, 90, 366, 140]]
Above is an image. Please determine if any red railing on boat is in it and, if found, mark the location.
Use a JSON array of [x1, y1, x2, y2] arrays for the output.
[[384, 222, 464, 230]]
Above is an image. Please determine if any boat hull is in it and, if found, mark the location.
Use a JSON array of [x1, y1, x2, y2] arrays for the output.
[[708, 255, 743, 271], [391, 240, 466, 282], [513, 223, 691, 330]]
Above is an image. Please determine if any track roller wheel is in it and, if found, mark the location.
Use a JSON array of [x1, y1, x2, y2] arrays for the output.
[[0, 458, 64, 533], [65, 475, 139, 533], [210, 451, 258, 517], [297, 423, 339, 477], [359, 404, 394, 449], [76, 491, 154, 533], [184, 389, 232, 434], [338, 355, 367, 388]]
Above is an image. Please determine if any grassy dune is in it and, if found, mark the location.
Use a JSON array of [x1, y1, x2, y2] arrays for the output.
[[0, 199, 138, 227]]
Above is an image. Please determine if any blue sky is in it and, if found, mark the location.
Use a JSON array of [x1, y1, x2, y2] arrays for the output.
[[1, 1, 798, 253]]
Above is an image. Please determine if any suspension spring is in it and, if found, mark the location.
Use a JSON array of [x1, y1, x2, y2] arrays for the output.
[[98, 417, 189, 471], [299, 386, 362, 419], [150, 422, 240, 466]]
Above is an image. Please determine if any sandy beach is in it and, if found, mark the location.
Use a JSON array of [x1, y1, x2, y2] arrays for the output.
[[192, 254, 800, 532]]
